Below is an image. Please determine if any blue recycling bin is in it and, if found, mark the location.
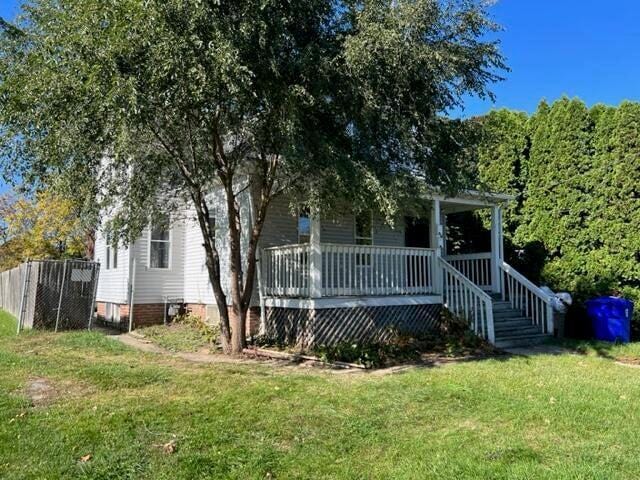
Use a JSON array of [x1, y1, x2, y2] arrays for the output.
[[585, 297, 633, 343]]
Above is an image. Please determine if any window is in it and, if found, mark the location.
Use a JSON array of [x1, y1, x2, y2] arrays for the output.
[[149, 216, 171, 269], [105, 303, 121, 323], [298, 210, 311, 244], [355, 212, 373, 245], [105, 234, 118, 270], [355, 212, 373, 266], [112, 240, 118, 269]]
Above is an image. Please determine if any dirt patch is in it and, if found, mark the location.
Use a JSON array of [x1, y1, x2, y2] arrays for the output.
[[615, 357, 640, 367], [25, 378, 57, 407], [23, 377, 92, 407]]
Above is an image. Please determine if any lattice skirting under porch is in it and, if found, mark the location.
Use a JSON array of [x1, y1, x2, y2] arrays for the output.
[[264, 304, 442, 348]]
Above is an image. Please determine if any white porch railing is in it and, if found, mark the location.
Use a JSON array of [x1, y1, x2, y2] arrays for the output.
[[500, 262, 554, 334], [444, 253, 492, 291], [440, 258, 495, 343], [262, 243, 437, 298], [262, 244, 311, 298]]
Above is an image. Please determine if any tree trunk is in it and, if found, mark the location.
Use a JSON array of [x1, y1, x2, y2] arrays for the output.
[[230, 304, 247, 354], [190, 189, 233, 352], [223, 177, 248, 354]]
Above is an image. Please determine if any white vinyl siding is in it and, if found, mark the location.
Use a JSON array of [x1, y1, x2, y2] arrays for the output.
[[131, 219, 185, 304], [95, 231, 130, 304], [183, 184, 253, 305]]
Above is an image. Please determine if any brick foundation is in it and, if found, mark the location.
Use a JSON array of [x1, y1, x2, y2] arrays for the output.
[[96, 302, 106, 319], [96, 302, 165, 329], [97, 301, 261, 335], [130, 304, 166, 327], [186, 303, 261, 336]]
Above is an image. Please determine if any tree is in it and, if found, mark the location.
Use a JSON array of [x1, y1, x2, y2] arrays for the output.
[[0, 0, 505, 353], [0, 190, 86, 270], [474, 109, 528, 239], [596, 102, 640, 288], [518, 97, 595, 290]]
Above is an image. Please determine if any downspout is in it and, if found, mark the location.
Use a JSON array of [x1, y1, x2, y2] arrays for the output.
[[247, 183, 267, 335]]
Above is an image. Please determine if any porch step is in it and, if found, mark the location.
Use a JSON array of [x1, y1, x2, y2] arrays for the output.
[[492, 301, 513, 311], [490, 298, 551, 348], [494, 333, 552, 349], [493, 318, 533, 328], [493, 309, 527, 319], [495, 324, 542, 336]]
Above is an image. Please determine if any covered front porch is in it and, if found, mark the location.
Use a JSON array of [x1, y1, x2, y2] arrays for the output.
[[258, 191, 554, 347], [260, 191, 508, 300]]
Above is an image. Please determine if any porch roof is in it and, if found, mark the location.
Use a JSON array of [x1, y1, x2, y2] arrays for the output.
[[426, 189, 514, 213]]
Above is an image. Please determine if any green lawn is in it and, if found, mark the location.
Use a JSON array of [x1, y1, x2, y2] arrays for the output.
[[0, 310, 17, 337], [2, 310, 640, 479]]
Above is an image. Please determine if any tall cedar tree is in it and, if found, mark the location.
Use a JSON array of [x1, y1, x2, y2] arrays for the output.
[[518, 98, 595, 290], [475, 109, 528, 240]]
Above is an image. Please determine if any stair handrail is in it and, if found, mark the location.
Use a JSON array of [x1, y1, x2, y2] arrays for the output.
[[439, 258, 495, 343], [500, 261, 554, 334]]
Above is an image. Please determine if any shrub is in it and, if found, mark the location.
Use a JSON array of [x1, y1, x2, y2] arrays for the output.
[[173, 312, 220, 346]]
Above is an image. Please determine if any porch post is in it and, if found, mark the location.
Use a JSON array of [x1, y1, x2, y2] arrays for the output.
[[490, 205, 503, 295], [309, 214, 322, 298], [440, 211, 448, 256], [430, 199, 443, 294]]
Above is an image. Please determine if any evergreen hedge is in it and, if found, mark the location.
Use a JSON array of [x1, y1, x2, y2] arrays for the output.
[[473, 97, 640, 335]]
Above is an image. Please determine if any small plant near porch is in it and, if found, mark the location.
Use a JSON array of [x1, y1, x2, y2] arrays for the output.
[[255, 312, 501, 369], [137, 313, 220, 353]]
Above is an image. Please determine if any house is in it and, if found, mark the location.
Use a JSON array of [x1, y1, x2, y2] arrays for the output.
[[94, 188, 555, 348]]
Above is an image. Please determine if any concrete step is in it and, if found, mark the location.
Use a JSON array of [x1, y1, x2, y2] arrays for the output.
[[495, 333, 551, 349]]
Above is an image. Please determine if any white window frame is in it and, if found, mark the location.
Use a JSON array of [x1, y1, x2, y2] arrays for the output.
[[148, 218, 172, 270], [105, 233, 118, 270], [354, 212, 374, 245]]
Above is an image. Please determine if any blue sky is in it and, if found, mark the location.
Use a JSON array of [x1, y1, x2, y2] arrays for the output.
[[1, 0, 640, 193]]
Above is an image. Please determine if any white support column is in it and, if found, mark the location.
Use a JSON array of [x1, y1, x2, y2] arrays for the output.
[[309, 214, 322, 298], [430, 199, 443, 294], [440, 210, 448, 256], [490, 205, 502, 295]]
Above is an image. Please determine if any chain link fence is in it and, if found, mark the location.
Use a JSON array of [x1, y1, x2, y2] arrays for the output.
[[0, 260, 100, 333]]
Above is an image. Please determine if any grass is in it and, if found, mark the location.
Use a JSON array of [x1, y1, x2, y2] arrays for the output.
[[0, 310, 17, 336], [2, 310, 640, 478], [558, 338, 640, 364]]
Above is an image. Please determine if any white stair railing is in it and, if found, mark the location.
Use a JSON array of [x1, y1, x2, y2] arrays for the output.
[[443, 253, 492, 290], [500, 262, 554, 334], [440, 258, 495, 343]]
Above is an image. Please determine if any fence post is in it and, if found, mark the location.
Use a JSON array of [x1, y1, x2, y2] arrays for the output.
[[54, 260, 68, 333], [17, 261, 32, 335], [87, 263, 100, 331]]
